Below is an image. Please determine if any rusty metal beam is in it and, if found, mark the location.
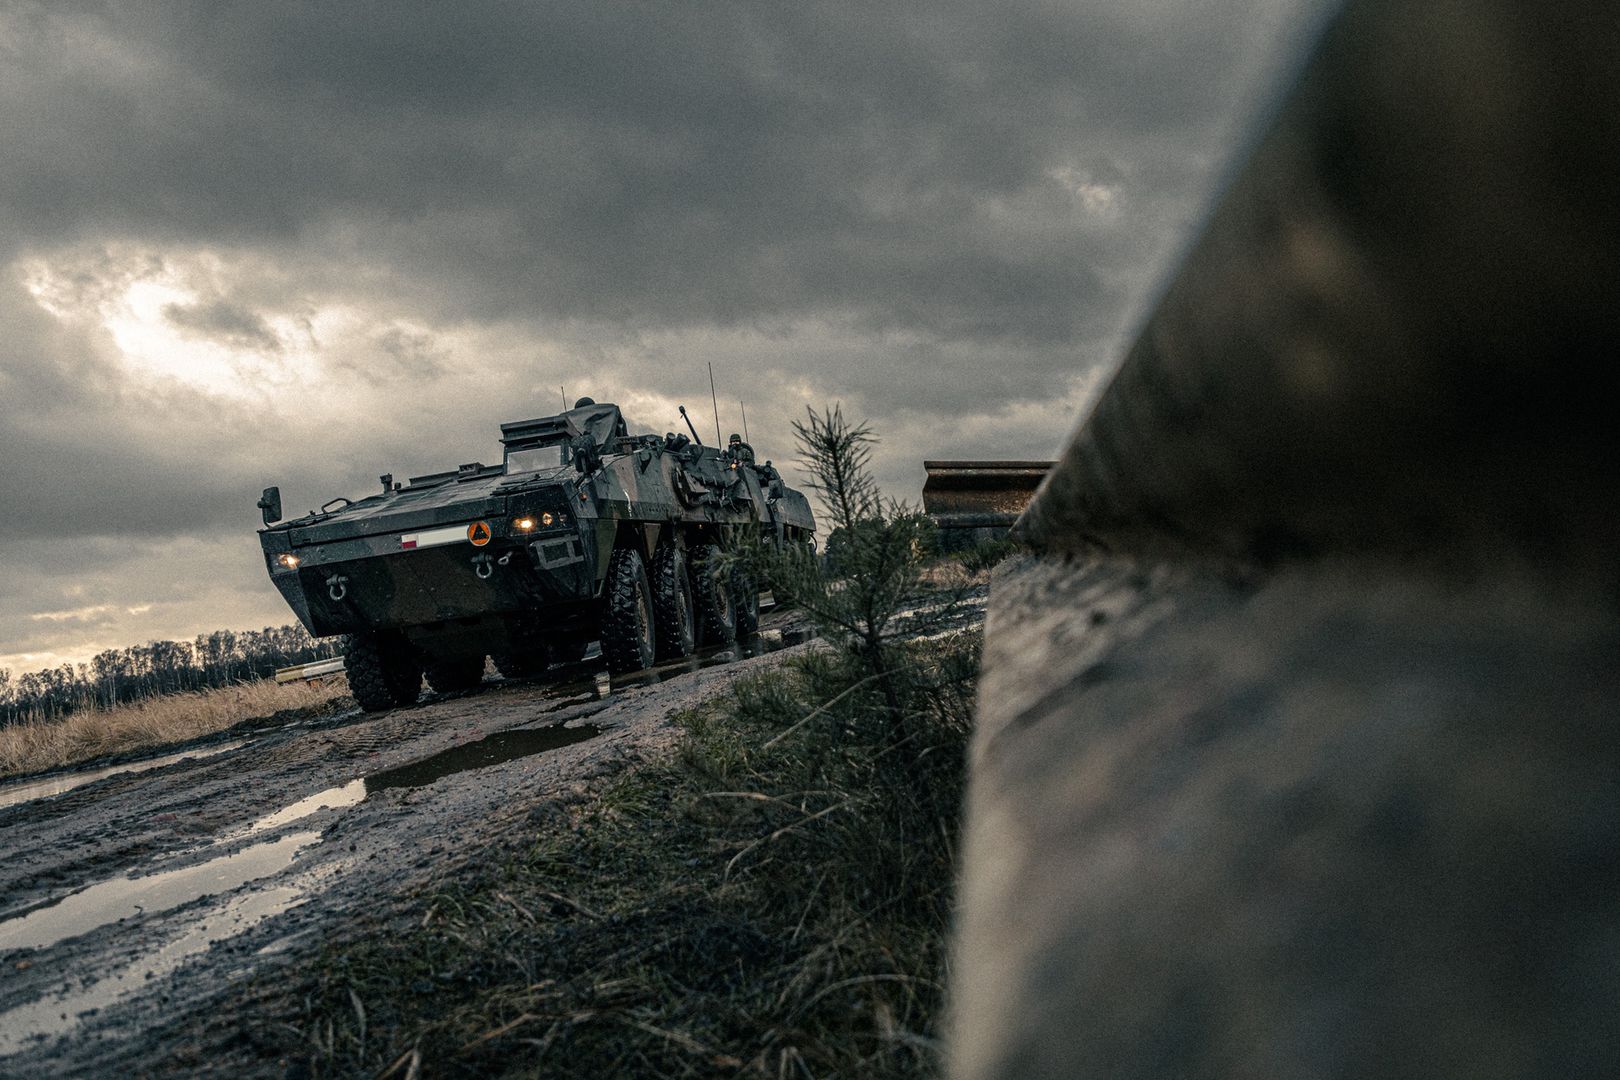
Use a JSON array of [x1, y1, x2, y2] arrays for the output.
[[922, 461, 1052, 518], [923, 460, 1053, 550], [273, 658, 345, 684]]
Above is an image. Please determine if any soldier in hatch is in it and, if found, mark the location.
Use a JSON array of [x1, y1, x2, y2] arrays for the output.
[[726, 433, 756, 466], [571, 429, 602, 474], [757, 459, 784, 502]]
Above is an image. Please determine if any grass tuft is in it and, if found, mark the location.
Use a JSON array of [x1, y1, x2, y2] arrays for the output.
[[954, 538, 1022, 577]]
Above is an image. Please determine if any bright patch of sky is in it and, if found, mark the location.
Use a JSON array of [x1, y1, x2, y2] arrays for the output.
[[23, 253, 322, 398]]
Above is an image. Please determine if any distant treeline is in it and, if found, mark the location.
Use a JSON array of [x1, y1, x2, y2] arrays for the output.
[[0, 625, 341, 727]]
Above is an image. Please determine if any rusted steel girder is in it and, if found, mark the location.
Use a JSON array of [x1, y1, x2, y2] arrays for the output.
[[922, 461, 1052, 549], [923, 461, 1052, 518]]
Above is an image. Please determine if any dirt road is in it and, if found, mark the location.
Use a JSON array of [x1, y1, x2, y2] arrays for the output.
[[0, 616, 817, 1077]]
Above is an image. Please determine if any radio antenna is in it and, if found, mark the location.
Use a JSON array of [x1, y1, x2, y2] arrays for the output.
[[707, 362, 722, 445], [740, 401, 749, 443], [561, 386, 567, 410]]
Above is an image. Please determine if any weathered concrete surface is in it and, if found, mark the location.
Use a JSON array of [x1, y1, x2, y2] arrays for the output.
[[953, 555, 1618, 1077], [949, 0, 1620, 1072], [1019, 0, 1620, 578]]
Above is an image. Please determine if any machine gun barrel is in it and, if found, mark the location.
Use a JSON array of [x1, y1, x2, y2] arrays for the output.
[[677, 405, 704, 446]]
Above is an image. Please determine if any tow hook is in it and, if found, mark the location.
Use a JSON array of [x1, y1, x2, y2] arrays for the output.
[[497, 552, 513, 566], [472, 553, 494, 579], [326, 575, 349, 602]]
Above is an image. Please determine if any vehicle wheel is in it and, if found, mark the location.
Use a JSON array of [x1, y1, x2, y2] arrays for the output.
[[492, 647, 550, 680], [602, 546, 657, 675], [425, 655, 485, 693], [691, 543, 736, 645], [342, 632, 422, 712], [650, 541, 696, 660], [733, 563, 760, 636]]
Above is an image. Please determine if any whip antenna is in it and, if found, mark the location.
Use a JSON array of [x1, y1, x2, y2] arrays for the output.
[[740, 401, 749, 443], [708, 362, 723, 445]]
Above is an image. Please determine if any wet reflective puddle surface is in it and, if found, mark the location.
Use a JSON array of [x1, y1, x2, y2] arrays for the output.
[[0, 716, 606, 1056], [0, 741, 247, 813], [0, 832, 322, 954], [222, 722, 606, 846], [2, 721, 607, 956], [0, 868, 338, 1057], [367, 723, 601, 793]]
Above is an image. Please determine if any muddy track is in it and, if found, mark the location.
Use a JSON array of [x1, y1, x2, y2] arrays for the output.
[[0, 616, 818, 1077]]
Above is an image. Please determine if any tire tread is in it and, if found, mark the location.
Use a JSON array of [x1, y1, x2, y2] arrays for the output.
[[602, 546, 656, 675]]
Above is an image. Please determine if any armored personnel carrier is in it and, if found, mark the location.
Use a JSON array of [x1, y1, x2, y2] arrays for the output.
[[256, 399, 816, 711]]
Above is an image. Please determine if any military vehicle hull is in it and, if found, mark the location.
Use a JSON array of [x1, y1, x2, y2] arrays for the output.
[[258, 402, 815, 709]]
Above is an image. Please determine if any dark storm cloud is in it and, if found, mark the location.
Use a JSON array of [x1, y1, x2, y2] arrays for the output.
[[0, 0, 1322, 339]]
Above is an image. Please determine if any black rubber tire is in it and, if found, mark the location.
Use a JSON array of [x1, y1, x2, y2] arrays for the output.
[[424, 655, 485, 693], [602, 546, 657, 675], [733, 564, 760, 636], [651, 541, 697, 661], [342, 632, 422, 712], [691, 543, 736, 646]]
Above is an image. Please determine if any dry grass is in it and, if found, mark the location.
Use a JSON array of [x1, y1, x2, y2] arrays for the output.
[[918, 559, 974, 588], [0, 677, 348, 780]]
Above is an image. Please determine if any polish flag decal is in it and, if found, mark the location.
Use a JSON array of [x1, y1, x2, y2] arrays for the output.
[[399, 525, 471, 551]]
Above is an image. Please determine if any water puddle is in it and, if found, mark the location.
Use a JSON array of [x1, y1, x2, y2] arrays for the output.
[[219, 721, 607, 845], [366, 724, 602, 792], [0, 741, 246, 813], [891, 594, 986, 626], [225, 779, 368, 844], [0, 859, 344, 1057], [0, 831, 320, 954], [505, 671, 611, 709]]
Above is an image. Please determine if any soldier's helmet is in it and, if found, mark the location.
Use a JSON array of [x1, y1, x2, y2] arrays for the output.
[[574, 396, 596, 408], [729, 433, 742, 444]]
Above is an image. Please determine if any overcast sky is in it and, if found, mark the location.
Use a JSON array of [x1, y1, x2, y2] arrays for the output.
[[0, 0, 1330, 673]]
